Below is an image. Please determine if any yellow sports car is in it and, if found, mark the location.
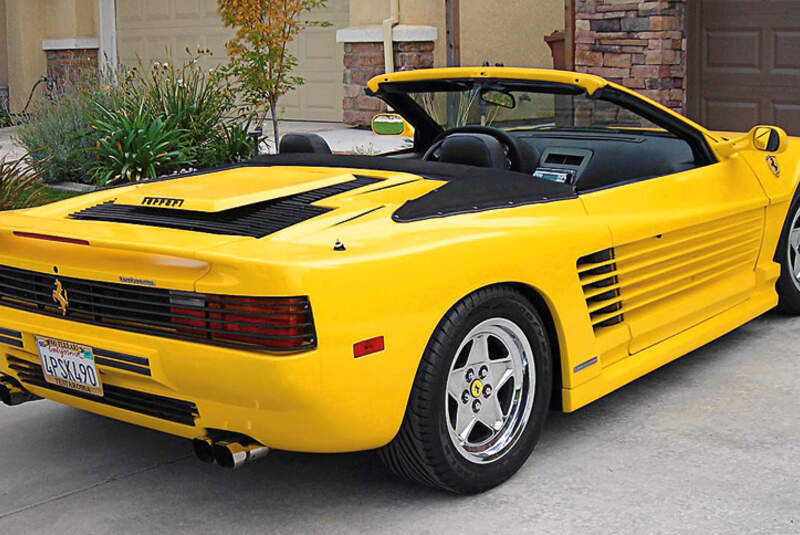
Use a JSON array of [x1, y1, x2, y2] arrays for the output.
[[1, 67, 798, 493]]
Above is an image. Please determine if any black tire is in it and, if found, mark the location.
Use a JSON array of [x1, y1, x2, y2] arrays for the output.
[[775, 190, 800, 314], [378, 285, 552, 494]]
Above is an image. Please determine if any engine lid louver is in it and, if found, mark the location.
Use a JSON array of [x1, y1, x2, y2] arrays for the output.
[[69, 175, 382, 238]]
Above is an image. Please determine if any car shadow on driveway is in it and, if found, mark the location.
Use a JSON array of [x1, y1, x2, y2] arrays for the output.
[[1, 311, 797, 533]]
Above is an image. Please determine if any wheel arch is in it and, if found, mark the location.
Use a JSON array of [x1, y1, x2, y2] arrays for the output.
[[432, 281, 566, 411], [504, 282, 565, 410]]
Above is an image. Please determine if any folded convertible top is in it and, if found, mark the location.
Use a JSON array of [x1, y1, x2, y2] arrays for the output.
[[248, 153, 577, 222]]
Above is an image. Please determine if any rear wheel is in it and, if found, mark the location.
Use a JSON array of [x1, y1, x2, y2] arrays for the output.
[[378, 286, 552, 493], [776, 192, 800, 313]]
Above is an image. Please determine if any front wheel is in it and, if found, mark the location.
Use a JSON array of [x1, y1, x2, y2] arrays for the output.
[[378, 286, 552, 493]]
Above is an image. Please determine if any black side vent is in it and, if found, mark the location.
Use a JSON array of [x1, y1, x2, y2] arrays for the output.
[[7, 356, 198, 426], [545, 153, 584, 166], [577, 248, 624, 331], [0, 326, 23, 348], [70, 175, 382, 238]]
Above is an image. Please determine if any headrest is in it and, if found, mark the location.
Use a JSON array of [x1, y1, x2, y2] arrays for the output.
[[438, 133, 507, 169], [279, 133, 332, 154]]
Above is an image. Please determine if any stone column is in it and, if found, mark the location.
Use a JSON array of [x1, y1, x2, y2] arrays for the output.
[[574, 0, 687, 114], [337, 25, 437, 127]]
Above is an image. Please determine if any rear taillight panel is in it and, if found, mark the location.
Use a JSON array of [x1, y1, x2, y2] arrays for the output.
[[169, 291, 315, 351]]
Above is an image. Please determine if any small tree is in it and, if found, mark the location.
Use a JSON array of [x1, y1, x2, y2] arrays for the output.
[[217, 0, 329, 150]]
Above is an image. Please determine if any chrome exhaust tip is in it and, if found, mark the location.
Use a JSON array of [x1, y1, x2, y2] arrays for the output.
[[0, 377, 40, 406], [192, 438, 216, 463], [212, 440, 270, 469]]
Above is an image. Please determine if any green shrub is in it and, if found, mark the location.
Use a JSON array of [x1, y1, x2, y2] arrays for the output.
[[18, 52, 255, 186], [85, 100, 191, 185], [197, 119, 258, 169], [0, 157, 47, 210], [15, 78, 110, 184], [0, 107, 12, 128]]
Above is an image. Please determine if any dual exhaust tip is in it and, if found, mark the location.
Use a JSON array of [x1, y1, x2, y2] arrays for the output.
[[193, 437, 270, 469]]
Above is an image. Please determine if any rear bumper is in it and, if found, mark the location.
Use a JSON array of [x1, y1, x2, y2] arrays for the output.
[[0, 304, 408, 453]]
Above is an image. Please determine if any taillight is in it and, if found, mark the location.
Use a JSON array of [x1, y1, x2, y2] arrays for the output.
[[169, 291, 207, 335], [168, 292, 314, 350]]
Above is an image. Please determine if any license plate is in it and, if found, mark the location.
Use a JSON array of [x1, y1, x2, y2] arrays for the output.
[[36, 336, 103, 396]]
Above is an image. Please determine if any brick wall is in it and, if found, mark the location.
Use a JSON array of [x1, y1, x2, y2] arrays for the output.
[[342, 41, 434, 127], [574, 0, 687, 113], [46, 49, 99, 89]]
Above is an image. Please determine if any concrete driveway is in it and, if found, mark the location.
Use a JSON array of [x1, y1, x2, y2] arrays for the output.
[[0, 312, 797, 534]]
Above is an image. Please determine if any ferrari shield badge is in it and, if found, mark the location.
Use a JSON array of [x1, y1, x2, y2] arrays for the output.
[[766, 155, 780, 178]]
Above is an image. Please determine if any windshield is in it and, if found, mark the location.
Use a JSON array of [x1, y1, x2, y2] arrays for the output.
[[408, 85, 664, 133]]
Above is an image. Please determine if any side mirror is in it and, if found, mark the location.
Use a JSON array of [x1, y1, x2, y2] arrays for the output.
[[752, 126, 786, 152], [715, 125, 788, 158], [371, 113, 414, 137]]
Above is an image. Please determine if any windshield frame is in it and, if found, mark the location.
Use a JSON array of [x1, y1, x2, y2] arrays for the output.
[[366, 76, 717, 166]]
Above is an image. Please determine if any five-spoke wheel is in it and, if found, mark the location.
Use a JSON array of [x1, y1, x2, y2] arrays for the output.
[[445, 318, 535, 464], [379, 285, 552, 494]]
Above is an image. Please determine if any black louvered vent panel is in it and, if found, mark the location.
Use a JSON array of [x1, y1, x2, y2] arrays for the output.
[[0, 265, 316, 351], [69, 175, 382, 238], [7, 356, 198, 426], [577, 248, 624, 331]]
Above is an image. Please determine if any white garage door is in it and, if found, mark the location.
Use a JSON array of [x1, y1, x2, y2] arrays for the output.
[[116, 0, 348, 122]]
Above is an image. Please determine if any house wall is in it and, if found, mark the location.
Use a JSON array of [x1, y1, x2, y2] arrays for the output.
[[573, 0, 687, 113], [347, 0, 562, 69], [348, 0, 446, 66], [460, 0, 563, 68], [0, 0, 8, 89], [3, 0, 99, 112]]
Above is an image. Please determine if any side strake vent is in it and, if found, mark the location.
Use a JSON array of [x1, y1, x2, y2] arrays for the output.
[[70, 175, 382, 238], [578, 248, 624, 331], [577, 211, 763, 334]]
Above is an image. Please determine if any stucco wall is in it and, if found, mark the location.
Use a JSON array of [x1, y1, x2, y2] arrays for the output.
[[45, 0, 97, 40], [4, 0, 98, 111], [0, 0, 8, 87], [461, 0, 563, 68], [5, 0, 46, 111], [347, 0, 563, 69]]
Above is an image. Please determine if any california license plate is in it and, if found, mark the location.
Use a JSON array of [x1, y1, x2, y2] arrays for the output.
[[36, 336, 103, 396]]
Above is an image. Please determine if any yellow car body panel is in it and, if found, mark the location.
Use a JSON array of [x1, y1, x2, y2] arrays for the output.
[[1, 67, 799, 453]]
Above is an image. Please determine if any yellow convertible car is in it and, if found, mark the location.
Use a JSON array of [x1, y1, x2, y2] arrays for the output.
[[1, 67, 798, 493]]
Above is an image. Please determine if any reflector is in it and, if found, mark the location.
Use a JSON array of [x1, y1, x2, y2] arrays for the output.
[[353, 336, 385, 358]]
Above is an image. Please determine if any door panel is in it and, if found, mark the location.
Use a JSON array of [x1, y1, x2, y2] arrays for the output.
[[580, 157, 768, 355]]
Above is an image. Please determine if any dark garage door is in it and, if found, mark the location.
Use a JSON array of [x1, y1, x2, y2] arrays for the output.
[[688, 1, 800, 135]]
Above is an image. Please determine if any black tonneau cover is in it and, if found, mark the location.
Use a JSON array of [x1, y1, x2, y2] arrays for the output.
[[248, 154, 576, 221]]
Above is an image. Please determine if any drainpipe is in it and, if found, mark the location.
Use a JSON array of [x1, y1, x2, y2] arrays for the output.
[[382, 0, 399, 72]]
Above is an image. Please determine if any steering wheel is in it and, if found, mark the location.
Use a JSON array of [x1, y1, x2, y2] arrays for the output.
[[421, 125, 525, 172]]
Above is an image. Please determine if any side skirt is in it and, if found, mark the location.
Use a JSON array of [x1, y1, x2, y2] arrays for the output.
[[562, 286, 777, 412]]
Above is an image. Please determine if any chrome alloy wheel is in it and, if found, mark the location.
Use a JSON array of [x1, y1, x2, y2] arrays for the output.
[[444, 317, 536, 464], [788, 207, 800, 291]]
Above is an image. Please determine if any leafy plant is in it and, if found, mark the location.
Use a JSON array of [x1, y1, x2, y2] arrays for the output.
[[217, 0, 330, 147], [85, 100, 191, 185], [0, 157, 47, 210], [15, 77, 110, 184], [0, 107, 12, 128], [121, 51, 238, 161], [197, 119, 259, 169]]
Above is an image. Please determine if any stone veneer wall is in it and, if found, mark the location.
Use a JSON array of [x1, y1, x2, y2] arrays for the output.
[[342, 41, 434, 126], [46, 48, 99, 88], [574, 0, 687, 113]]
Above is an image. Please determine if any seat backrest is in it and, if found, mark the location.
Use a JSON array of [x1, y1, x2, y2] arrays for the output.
[[438, 133, 507, 169], [279, 133, 332, 154]]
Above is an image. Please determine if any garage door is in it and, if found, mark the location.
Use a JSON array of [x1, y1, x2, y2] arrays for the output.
[[688, 1, 800, 135], [116, 0, 348, 122]]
